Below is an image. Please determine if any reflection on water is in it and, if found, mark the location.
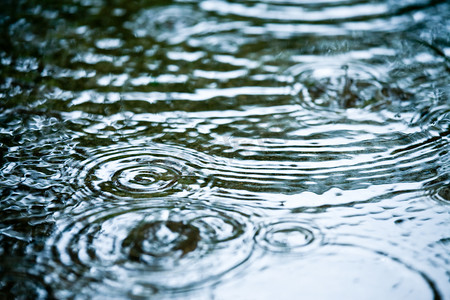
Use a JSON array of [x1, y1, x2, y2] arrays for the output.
[[0, 0, 449, 298]]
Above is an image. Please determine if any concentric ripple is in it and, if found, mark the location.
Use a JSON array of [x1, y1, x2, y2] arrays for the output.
[[46, 201, 254, 297], [111, 160, 180, 195], [69, 144, 206, 200], [289, 62, 389, 110], [255, 219, 323, 254]]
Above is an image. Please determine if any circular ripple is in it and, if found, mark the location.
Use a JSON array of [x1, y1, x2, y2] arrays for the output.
[[70, 144, 204, 200], [289, 62, 388, 110], [47, 201, 254, 297], [255, 219, 323, 254], [214, 244, 441, 299], [110, 160, 180, 195]]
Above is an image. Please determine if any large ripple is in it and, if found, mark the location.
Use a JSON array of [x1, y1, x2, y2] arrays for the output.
[[45, 200, 255, 298], [214, 244, 442, 299], [190, 106, 445, 208]]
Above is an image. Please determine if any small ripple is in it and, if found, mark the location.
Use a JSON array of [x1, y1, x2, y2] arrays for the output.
[[0, 271, 51, 300], [288, 61, 389, 110], [46, 201, 254, 297], [68, 143, 207, 201], [255, 219, 323, 254]]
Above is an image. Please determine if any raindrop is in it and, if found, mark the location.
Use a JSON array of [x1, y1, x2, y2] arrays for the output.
[[289, 62, 388, 110]]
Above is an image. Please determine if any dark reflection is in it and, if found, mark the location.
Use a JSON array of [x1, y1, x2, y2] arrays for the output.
[[0, 0, 449, 298], [437, 187, 450, 201], [0, 272, 53, 300], [122, 220, 201, 264], [0, 214, 56, 298]]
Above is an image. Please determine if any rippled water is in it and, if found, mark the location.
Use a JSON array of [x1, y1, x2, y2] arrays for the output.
[[0, 0, 449, 298]]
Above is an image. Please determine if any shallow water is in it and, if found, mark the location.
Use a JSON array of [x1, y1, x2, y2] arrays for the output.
[[0, 0, 449, 299]]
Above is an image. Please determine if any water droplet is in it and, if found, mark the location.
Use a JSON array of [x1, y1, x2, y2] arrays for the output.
[[289, 62, 387, 110]]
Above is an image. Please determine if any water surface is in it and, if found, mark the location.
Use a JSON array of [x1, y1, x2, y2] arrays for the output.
[[0, 0, 449, 299]]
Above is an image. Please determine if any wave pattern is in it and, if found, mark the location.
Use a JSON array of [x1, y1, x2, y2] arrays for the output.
[[0, 0, 449, 298], [46, 201, 254, 297], [67, 144, 210, 200]]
